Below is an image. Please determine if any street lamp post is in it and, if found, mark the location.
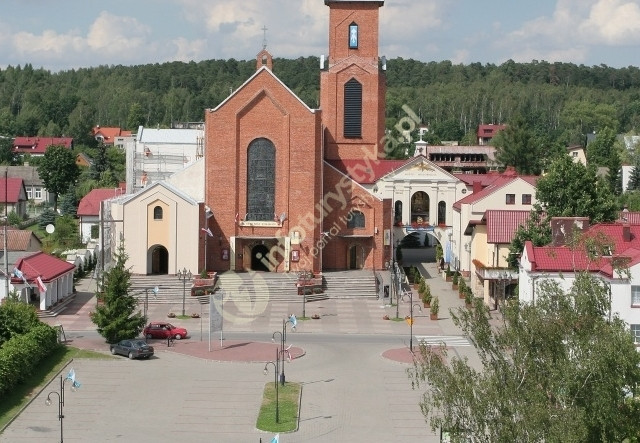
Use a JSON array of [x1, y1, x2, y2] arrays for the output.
[[45, 370, 80, 443], [263, 349, 280, 423], [272, 317, 295, 386], [402, 290, 422, 352], [177, 268, 192, 317]]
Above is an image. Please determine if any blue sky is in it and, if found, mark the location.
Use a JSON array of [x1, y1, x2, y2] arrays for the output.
[[1, 0, 639, 72]]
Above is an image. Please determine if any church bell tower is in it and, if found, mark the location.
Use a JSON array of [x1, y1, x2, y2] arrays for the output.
[[321, 0, 386, 161]]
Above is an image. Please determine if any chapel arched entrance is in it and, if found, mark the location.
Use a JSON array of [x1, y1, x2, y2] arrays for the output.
[[348, 244, 364, 269], [149, 245, 169, 274]]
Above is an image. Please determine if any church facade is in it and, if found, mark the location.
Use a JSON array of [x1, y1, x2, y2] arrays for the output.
[[203, 0, 389, 274]]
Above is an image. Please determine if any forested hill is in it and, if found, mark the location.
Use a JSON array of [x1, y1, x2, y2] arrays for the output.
[[1, 57, 639, 148]]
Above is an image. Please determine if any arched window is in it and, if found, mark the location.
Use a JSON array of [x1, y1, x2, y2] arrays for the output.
[[344, 78, 362, 138], [347, 210, 365, 229], [247, 138, 275, 221], [438, 201, 446, 225], [153, 206, 163, 220]]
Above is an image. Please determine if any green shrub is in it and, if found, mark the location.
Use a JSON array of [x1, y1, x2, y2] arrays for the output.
[[0, 323, 59, 397]]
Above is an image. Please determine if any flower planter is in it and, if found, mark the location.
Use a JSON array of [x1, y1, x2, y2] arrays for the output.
[[459, 291, 465, 299], [423, 302, 430, 308], [452, 283, 458, 290], [430, 313, 438, 320]]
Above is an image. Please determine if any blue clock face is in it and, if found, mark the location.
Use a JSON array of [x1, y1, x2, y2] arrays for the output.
[[349, 24, 358, 49]]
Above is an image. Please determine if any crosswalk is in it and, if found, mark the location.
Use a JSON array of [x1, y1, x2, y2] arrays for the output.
[[416, 335, 472, 347]]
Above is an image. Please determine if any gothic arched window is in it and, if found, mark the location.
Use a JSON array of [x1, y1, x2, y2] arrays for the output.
[[247, 138, 276, 221]]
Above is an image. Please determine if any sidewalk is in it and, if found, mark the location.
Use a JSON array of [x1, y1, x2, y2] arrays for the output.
[[45, 263, 475, 364]]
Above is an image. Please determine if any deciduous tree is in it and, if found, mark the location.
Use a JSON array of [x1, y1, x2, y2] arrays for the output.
[[36, 144, 80, 211], [536, 155, 618, 222], [409, 273, 640, 442]]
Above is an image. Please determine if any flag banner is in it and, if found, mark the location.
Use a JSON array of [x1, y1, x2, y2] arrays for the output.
[[289, 314, 297, 330], [201, 227, 213, 237], [36, 276, 47, 293], [66, 368, 81, 389], [13, 268, 30, 287], [271, 433, 279, 443]]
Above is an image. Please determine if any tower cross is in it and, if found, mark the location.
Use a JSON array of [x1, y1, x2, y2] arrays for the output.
[[262, 25, 268, 50]]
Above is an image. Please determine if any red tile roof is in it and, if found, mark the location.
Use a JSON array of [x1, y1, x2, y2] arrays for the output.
[[77, 188, 125, 216], [12, 251, 75, 283], [477, 124, 506, 138], [12, 137, 73, 155], [485, 210, 532, 243], [92, 126, 132, 144], [453, 172, 538, 210], [0, 228, 41, 251], [326, 159, 409, 184], [525, 222, 640, 277], [0, 177, 25, 204]]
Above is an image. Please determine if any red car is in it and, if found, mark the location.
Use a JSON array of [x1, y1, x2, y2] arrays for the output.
[[143, 322, 188, 340]]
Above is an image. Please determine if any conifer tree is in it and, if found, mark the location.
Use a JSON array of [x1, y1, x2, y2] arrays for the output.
[[90, 240, 145, 343]]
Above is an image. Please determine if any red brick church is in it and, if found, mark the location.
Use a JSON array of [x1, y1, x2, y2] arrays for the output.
[[204, 0, 389, 274]]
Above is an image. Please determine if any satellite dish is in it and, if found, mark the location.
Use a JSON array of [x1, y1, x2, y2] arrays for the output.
[[45, 224, 55, 234]]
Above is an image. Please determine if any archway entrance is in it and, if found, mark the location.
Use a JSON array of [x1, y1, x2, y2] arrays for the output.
[[348, 244, 364, 269], [150, 245, 169, 274], [251, 244, 271, 272]]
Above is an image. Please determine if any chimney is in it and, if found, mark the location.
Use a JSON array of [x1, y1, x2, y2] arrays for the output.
[[472, 181, 482, 194], [623, 223, 631, 242]]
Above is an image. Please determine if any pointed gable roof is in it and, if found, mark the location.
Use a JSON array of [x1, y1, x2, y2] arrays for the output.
[[0, 228, 42, 251], [77, 188, 126, 217], [12, 251, 75, 283], [209, 65, 317, 114], [453, 169, 538, 210], [0, 177, 25, 204]]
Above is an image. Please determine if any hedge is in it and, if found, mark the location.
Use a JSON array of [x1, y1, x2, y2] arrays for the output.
[[0, 323, 59, 397]]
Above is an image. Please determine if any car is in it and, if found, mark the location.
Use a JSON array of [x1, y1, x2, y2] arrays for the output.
[[110, 339, 154, 359], [143, 322, 188, 340]]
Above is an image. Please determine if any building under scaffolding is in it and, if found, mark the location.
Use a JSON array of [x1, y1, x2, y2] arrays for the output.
[[125, 124, 204, 194]]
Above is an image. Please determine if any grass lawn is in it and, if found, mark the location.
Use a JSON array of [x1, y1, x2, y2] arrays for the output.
[[0, 345, 111, 430], [256, 381, 301, 433]]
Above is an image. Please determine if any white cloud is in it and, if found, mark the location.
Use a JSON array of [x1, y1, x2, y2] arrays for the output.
[[579, 0, 640, 44], [504, 0, 640, 64], [87, 11, 152, 54], [171, 37, 207, 63]]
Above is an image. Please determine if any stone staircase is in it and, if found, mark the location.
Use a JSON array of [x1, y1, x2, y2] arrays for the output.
[[321, 270, 378, 299], [129, 274, 198, 304], [128, 270, 378, 305]]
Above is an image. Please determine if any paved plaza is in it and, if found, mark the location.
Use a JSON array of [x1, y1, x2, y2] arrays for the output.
[[1, 262, 485, 442]]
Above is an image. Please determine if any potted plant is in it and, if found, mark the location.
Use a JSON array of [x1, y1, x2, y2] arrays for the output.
[[458, 277, 467, 297], [452, 272, 459, 290], [464, 287, 474, 309], [430, 296, 440, 320], [419, 280, 432, 308], [445, 264, 453, 282]]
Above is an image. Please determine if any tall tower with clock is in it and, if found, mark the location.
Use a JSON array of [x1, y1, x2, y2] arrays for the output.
[[321, 0, 386, 161]]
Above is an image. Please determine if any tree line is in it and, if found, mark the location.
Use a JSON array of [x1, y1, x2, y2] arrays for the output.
[[1, 58, 639, 150]]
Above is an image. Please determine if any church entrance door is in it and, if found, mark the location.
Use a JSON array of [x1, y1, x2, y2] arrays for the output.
[[251, 244, 271, 272], [348, 244, 364, 270], [150, 245, 169, 274]]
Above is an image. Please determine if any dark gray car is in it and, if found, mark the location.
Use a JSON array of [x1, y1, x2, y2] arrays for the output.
[[110, 339, 154, 359]]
